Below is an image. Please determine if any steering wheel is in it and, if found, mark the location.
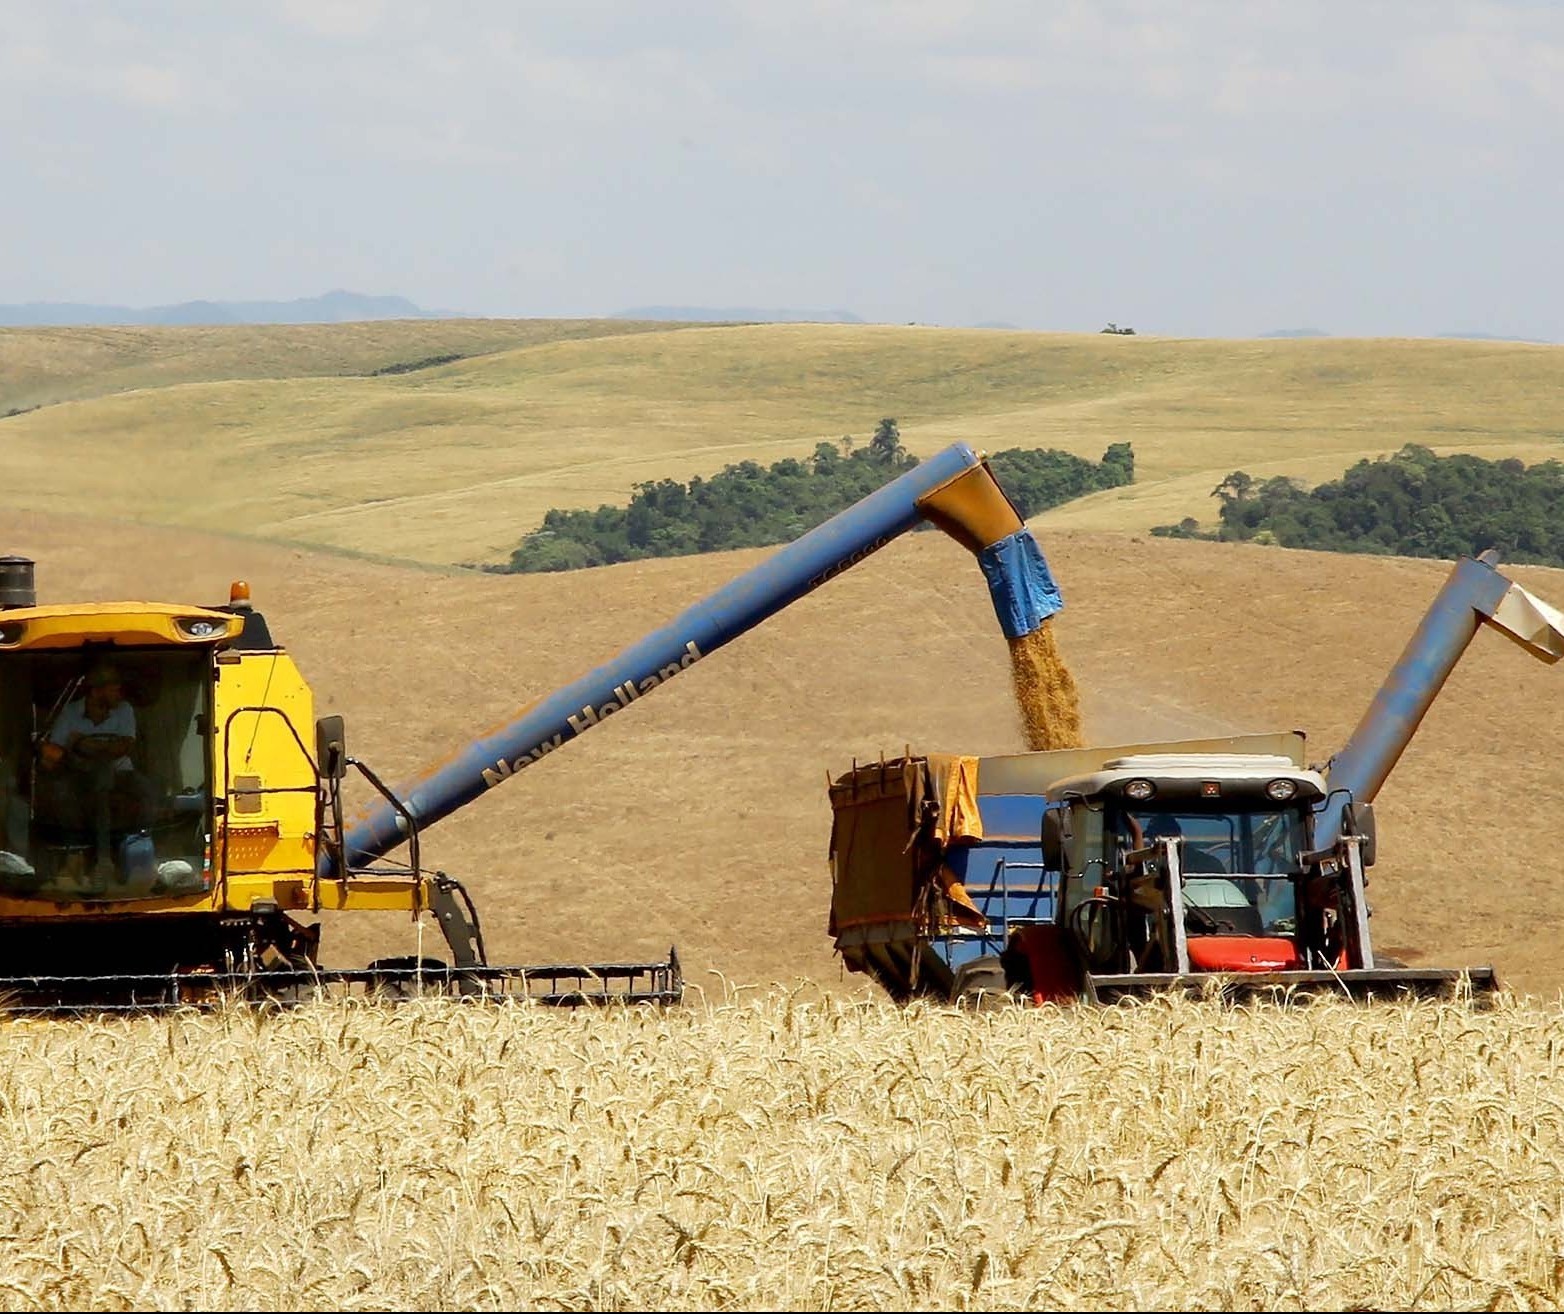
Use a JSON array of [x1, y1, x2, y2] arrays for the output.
[[1068, 896, 1121, 971], [1181, 899, 1222, 935]]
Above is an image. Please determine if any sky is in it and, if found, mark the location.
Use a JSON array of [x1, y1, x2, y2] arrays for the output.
[[2, 0, 1561, 338]]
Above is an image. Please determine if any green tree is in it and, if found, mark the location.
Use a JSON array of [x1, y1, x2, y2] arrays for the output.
[[500, 438, 1137, 572], [1154, 446, 1564, 569], [869, 418, 903, 463]]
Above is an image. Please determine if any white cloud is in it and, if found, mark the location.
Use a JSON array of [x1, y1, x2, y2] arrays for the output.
[[275, 0, 387, 39], [3, 0, 1563, 334], [117, 63, 186, 108]]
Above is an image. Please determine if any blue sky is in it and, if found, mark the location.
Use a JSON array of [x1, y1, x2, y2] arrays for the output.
[[3, 0, 1561, 337]]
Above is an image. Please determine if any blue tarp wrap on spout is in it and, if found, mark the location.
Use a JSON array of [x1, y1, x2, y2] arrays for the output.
[[977, 528, 1063, 639]]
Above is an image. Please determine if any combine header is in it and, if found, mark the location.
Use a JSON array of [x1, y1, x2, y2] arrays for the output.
[[829, 552, 1564, 1004], [0, 442, 1054, 1008]]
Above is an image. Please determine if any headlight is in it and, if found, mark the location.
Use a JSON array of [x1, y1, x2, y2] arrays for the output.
[[1123, 778, 1156, 802], [1265, 778, 1298, 802], [0, 620, 24, 646], [176, 617, 228, 639]]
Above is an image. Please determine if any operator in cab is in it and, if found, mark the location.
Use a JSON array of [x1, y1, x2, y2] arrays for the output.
[[35, 663, 157, 874]]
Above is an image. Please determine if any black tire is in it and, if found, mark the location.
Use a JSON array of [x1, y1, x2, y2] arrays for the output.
[[951, 955, 1013, 1010]]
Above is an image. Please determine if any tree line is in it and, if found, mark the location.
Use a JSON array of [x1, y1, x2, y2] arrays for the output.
[[1153, 444, 1564, 567], [498, 420, 1134, 573]]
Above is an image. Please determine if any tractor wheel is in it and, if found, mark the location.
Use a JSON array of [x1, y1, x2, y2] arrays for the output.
[[951, 956, 1014, 1010]]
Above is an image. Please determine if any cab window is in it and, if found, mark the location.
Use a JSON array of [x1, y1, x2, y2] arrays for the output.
[[1117, 805, 1306, 935], [0, 649, 211, 901]]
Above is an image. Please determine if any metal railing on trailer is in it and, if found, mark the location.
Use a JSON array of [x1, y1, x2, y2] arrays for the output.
[[934, 857, 1058, 971]]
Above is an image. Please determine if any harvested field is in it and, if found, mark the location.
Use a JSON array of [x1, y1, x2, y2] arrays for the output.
[[2, 991, 1561, 1310], [3, 508, 1562, 994]]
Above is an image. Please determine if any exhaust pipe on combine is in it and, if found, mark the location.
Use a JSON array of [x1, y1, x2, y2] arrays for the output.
[[330, 443, 1061, 874]]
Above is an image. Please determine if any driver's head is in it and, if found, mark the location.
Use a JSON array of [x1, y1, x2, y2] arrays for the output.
[[83, 662, 124, 711], [1142, 814, 1183, 841]]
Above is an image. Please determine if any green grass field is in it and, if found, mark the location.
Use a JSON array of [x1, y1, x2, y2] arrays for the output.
[[3, 323, 1559, 565]]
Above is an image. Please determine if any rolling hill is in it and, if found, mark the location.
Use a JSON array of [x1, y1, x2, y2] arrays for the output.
[[0, 317, 691, 414], [0, 290, 444, 328], [1, 324, 1558, 567]]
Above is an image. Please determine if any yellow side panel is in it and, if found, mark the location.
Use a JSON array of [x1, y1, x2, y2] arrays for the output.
[[223, 872, 430, 913], [0, 890, 222, 919], [211, 651, 318, 906]]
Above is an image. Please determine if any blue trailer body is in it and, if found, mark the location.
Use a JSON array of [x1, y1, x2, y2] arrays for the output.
[[934, 792, 1057, 976]]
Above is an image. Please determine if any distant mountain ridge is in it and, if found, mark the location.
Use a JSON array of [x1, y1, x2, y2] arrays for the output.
[[0, 290, 452, 327], [612, 305, 865, 324]]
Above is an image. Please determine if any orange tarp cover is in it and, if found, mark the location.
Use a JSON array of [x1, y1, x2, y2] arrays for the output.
[[827, 755, 987, 945], [928, 753, 984, 846]]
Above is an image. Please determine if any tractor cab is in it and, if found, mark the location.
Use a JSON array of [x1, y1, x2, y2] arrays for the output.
[[1043, 754, 1344, 980], [0, 587, 240, 903]]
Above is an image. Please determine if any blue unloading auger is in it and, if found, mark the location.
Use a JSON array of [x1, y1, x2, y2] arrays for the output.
[[331, 442, 1061, 873], [1316, 549, 1564, 844]]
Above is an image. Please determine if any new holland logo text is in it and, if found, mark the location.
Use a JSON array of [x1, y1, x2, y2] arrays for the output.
[[480, 641, 704, 788]]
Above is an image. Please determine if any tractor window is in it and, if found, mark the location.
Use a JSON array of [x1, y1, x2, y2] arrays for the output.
[[1121, 806, 1307, 935], [1124, 807, 1305, 875], [1057, 804, 1106, 927], [0, 649, 212, 902]]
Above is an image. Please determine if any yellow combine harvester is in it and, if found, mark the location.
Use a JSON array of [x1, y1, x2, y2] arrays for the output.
[[0, 442, 1062, 1008], [0, 557, 553, 1007]]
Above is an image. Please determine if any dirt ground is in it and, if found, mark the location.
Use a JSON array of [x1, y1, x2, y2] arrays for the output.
[[6, 510, 1562, 996]]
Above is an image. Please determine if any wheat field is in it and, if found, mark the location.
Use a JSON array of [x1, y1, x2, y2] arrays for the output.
[[1, 990, 1561, 1311]]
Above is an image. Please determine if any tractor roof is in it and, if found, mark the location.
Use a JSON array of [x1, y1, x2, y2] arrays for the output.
[[1046, 754, 1328, 806]]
